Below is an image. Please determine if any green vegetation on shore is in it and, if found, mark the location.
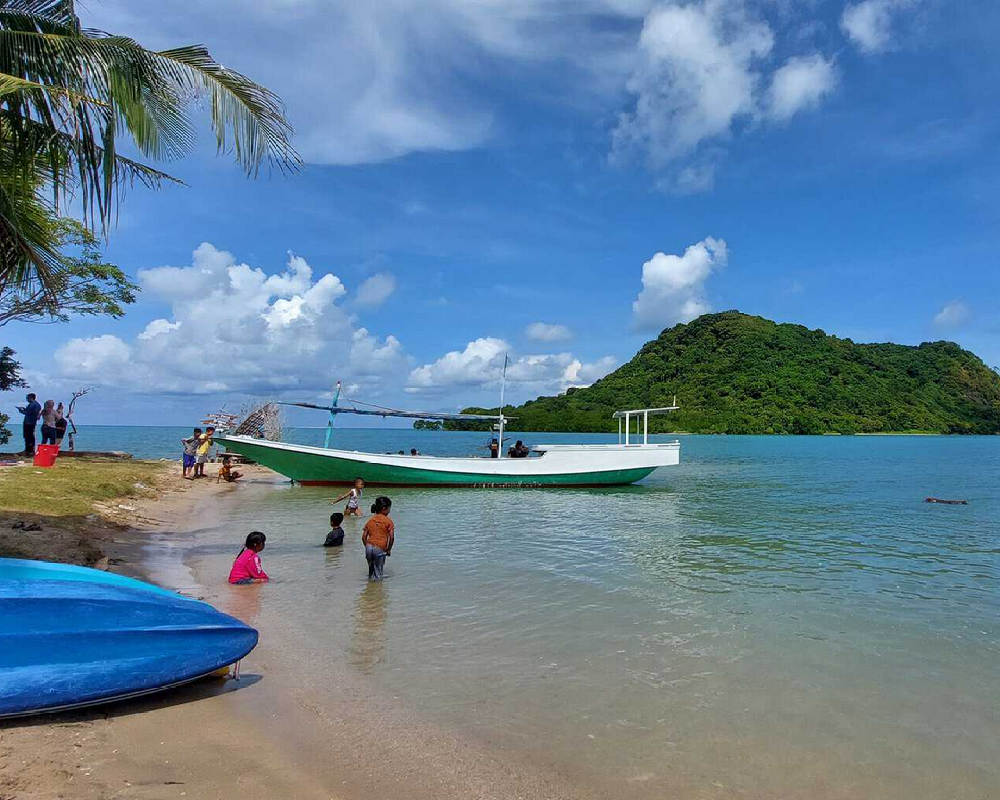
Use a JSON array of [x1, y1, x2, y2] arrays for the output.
[[454, 311, 1000, 435], [0, 459, 166, 517]]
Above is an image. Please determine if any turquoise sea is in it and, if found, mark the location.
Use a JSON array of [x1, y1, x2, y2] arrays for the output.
[[117, 428, 1000, 796]]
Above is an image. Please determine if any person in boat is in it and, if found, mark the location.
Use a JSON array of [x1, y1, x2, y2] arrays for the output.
[[324, 512, 345, 547], [489, 438, 499, 458], [333, 477, 365, 517], [507, 440, 529, 458], [410, 448, 419, 455], [362, 496, 394, 581], [229, 531, 269, 585], [217, 455, 243, 483]]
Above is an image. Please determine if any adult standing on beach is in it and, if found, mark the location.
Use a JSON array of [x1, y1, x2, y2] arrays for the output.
[[39, 400, 58, 446], [361, 496, 394, 581], [54, 403, 68, 447], [16, 393, 41, 455]]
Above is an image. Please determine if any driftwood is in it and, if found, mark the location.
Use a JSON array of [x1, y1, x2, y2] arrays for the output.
[[924, 497, 968, 505]]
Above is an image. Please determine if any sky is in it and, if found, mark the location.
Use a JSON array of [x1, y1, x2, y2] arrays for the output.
[[5, 0, 999, 426]]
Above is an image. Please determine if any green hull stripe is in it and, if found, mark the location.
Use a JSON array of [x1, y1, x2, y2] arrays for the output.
[[219, 439, 655, 487]]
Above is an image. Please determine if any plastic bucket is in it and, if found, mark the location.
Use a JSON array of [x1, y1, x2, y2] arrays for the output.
[[33, 444, 59, 468]]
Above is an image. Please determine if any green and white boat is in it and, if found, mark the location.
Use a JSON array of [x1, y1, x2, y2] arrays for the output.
[[216, 385, 680, 488]]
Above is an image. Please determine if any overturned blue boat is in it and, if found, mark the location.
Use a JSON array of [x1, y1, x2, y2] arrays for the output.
[[0, 580, 258, 718], [0, 557, 193, 601]]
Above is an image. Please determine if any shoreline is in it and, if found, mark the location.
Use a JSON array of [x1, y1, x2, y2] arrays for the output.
[[1, 464, 587, 800]]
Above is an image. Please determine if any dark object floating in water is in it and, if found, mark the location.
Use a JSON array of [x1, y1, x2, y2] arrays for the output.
[[925, 497, 968, 505]]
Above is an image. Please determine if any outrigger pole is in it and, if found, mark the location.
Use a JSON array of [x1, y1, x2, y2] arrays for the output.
[[324, 381, 341, 449]]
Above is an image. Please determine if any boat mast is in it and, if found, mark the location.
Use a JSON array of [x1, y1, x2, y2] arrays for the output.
[[324, 381, 341, 449], [497, 354, 508, 458]]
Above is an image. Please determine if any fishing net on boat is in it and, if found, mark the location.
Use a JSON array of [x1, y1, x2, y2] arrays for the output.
[[233, 401, 283, 440]]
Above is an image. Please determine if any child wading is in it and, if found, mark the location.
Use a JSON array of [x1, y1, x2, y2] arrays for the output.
[[361, 497, 394, 580], [324, 512, 345, 547], [229, 531, 269, 584], [333, 478, 365, 517]]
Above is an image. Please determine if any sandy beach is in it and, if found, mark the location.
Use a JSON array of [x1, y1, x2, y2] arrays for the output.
[[0, 464, 585, 800]]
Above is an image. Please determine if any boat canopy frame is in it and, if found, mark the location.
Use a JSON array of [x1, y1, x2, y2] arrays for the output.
[[613, 405, 679, 445]]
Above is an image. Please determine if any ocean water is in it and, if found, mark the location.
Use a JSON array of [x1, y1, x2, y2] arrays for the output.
[[165, 432, 997, 797]]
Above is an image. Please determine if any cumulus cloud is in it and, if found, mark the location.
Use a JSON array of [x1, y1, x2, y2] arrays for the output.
[[933, 300, 970, 329], [841, 0, 913, 53], [354, 272, 397, 308], [525, 322, 573, 342], [612, 1, 774, 169], [632, 237, 727, 331], [767, 54, 838, 121], [407, 338, 615, 396], [54, 244, 408, 396]]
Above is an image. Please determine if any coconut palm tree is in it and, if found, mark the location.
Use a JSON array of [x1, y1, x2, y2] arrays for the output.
[[0, 0, 300, 294]]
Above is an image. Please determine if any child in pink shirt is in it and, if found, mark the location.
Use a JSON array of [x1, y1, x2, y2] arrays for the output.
[[229, 531, 269, 584]]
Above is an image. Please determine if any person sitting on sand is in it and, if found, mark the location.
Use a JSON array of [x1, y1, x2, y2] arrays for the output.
[[181, 427, 201, 478], [333, 477, 365, 517], [362, 496, 394, 581], [194, 426, 215, 478], [324, 512, 345, 547], [229, 531, 269, 584], [218, 455, 243, 483]]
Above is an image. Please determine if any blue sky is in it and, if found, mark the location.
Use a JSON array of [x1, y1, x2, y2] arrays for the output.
[[5, 0, 999, 426]]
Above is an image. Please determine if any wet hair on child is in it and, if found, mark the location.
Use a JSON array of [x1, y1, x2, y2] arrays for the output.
[[330, 512, 344, 526], [238, 530, 267, 556], [370, 496, 392, 514]]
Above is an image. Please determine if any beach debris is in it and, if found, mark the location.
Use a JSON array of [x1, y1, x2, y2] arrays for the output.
[[117, 504, 137, 511], [924, 497, 968, 505]]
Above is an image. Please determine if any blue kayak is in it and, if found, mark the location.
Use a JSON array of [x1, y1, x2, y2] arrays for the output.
[[0, 557, 191, 601], [0, 581, 258, 718]]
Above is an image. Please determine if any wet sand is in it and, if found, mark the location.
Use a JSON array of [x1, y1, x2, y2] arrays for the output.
[[0, 467, 586, 800]]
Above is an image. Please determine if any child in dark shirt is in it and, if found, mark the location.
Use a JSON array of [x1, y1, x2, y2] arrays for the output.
[[324, 512, 345, 547]]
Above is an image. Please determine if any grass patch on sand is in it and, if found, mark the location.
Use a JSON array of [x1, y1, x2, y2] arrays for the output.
[[0, 459, 167, 517]]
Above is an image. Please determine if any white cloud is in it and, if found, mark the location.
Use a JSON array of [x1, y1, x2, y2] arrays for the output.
[[525, 322, 573, 342], [767, 54, 838, 122], [54, 244, 408, 396], [841, 0, 913, 53], [611, 1, 774, 168], [55, 335, 132, 376], [933, 300, 970, 329], [354, 273, 397, 308], [407, 338, 616, 396], [85, 1, 649, 166], [632, 237, 727, 331]]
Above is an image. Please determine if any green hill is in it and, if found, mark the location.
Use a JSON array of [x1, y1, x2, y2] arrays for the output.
[[455, 311, 1000, 435]]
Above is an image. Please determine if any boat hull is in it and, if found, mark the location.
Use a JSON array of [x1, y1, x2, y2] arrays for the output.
[[0, 557, 194, 601], [0, 581, 258, 718], [216, 436, 679, 487]]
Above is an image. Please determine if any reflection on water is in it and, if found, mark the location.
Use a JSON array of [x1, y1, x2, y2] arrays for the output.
[[349, 581, 389, 675], [223, 582, 263, 624], [187, 434, 1000, 799]]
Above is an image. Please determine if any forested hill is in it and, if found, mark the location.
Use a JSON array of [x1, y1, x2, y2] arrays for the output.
[[457, 311, 1000, 435]]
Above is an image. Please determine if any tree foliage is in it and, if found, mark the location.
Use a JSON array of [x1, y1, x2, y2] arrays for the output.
[[457, 312, 1000, 435], [0, 0, 300, 295], [0, 217, 135, 324], [0, 344, 25, 444]]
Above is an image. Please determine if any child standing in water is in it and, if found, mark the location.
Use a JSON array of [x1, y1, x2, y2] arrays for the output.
[[229, 531, 269, 584], [324, 512, 345, 547], [333, 478, 365, 517], [361, 496, 394, 580]]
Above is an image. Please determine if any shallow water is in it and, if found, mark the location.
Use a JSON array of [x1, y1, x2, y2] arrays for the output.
[[185, 434, 998, 797]]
